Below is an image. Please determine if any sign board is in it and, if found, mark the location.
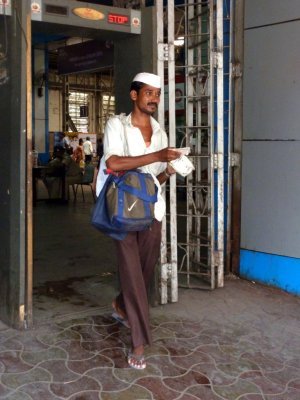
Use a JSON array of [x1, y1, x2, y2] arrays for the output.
[[31, 0, 42, 21], [57, 40, 113, 75], [0, 0, 11, 15]]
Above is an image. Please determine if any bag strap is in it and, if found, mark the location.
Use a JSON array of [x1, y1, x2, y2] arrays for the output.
[[116, 172, 157, 202], [121, 117, 130, 156], [116, 115, 159, 193], [119, 183, 157, 202]]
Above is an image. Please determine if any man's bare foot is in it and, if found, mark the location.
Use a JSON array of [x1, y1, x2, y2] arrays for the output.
[[128, 345, 146, 370]]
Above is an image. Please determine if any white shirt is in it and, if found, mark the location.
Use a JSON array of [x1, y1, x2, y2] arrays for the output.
[[83, 140, 93, 155], [62, 136, 71, 148], [96, 113, 168, 221]]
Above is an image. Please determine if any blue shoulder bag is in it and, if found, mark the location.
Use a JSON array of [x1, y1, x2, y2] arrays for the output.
[[91, 170, 158, 240]]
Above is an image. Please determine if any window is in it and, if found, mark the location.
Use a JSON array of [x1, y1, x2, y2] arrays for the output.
[[68, 92, 89, 133], [100, 94, 115, 133]]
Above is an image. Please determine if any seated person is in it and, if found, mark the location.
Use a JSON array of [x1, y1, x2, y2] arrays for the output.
[[43, 146, 82, 199], [63, 150, 83, 193]]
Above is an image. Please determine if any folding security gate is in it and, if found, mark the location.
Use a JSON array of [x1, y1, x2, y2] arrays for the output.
[[157, 0, 231, 302]]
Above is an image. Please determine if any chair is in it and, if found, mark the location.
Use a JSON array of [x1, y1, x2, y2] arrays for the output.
[[74, 164, 96, 202]]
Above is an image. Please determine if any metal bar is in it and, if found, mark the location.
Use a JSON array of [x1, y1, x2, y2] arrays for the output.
[[209, 0, 216, 290], [226, 0, 234, 274], [188, 38, 210, 48], [216, 0, 224, 287], [179, 32, 210, 38], [175, 1, 210, 7], [175, 63, 211, 69], [190, 8, 209, 19], [26, 0, 33, 328], [179, 269, 211, 275], [194, 0, 203, 272], [185, 0, 195, 288], [168, 0, 178, 303], [156, 0, 168, 304], [178, 284, 212, 290], [231, 0, 244, 274]]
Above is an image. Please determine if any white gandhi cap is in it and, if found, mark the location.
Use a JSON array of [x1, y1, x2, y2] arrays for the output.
[[132, 72, 161, 88]]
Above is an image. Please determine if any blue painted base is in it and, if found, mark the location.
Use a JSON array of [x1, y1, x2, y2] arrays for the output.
[[240, 249, 300, 296]]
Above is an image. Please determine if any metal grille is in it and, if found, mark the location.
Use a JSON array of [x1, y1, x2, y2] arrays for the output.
[[100, 94, 115, 133], [157, 0, 228, 299], [174, 0, 215, 290]]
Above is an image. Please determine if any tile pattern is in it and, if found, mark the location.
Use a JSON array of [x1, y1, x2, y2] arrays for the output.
[[0, 296, 300, 400]]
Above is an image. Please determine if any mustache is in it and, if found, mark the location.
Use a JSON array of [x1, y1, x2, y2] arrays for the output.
[[147, 102, 158, 107]]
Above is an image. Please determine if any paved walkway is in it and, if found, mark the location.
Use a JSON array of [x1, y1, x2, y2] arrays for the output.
[[0, 279, 300, 400]]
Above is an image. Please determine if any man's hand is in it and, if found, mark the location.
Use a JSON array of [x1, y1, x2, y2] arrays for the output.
[[166, 164, 176, 175], [156, 147, 181, 162]]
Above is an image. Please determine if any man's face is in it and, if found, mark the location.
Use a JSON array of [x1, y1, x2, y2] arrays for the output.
[[131, 84, 161, 115]]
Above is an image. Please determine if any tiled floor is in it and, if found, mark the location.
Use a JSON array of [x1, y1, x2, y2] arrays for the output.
[[1, 192, 300, 399], [1, 278, 300, 400]]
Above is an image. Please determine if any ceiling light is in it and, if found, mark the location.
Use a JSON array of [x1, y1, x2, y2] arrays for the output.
[[72, 7, 105, 21]]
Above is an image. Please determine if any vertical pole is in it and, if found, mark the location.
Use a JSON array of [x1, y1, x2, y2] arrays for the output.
[[26, 3, 33, 326], [62, 75, 69, 132], [216, 0, 224, 287], [186, 0, 194, 287], [209, 1, 216, 289], [156, 0, 165, 131], [226, 0, 234, 273], [168, 0, 178, 302], [194, 1, 202, 270], [26, 0, 33, 327], [231, 0, 244, 274], [156, 0, 168, 304]]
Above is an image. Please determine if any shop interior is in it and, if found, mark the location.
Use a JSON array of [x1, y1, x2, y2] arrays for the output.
[[31, 6, 142, 323]]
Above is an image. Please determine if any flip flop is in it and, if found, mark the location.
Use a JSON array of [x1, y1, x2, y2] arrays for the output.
[[127, 351, 146, 370], [111, 312, 130, 329]]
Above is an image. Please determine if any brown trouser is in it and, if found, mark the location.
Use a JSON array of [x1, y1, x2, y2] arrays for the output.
[[114, 220, 162, 349]]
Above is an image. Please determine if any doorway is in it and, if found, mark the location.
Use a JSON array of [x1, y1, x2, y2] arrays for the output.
[[29, 1, 163, 327], [29, 1, 153, 327]]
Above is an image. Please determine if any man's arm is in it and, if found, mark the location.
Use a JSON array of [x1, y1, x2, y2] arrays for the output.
[[106, 147, 180, 172], [156, 164, 176, 184]]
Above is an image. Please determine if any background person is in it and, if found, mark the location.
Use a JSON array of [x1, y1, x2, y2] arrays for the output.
[[97, 72, 180, 370], [96, 137, 104, 159], [43, 146, 82, 199], [83, 136, 93, 163], [72, 138, 85, 164], [62, 133, 71, 151]]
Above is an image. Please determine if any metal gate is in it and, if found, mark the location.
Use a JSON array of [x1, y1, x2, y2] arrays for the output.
[[156, 0, 230, 302]]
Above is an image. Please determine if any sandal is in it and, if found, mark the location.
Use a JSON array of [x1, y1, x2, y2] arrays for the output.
[[111, 312, 130, 329], [127, 351, 146, 370], [112, 300, 130, 329]]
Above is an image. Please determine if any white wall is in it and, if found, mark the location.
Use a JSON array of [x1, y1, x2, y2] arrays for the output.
[[241, 1, 300, 257]]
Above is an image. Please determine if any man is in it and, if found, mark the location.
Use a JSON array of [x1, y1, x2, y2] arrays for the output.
[[98, 72, 180, 370], [62, 134, 71, 150], [83, 136, 93, 163]]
